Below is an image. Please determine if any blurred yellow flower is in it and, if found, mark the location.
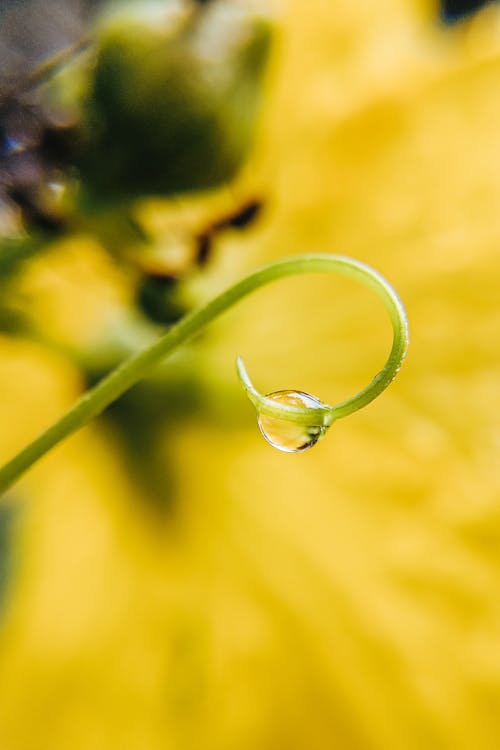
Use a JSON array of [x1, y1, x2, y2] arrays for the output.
[[1, 1, 500, 748]]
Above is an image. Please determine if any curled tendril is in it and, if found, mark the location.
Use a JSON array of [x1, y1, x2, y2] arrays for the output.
[[236, 255, 409, 451], [0, 254, 409, 493]]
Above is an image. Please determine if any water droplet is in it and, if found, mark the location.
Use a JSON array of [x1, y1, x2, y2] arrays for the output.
[[257, 390, 327, 453]]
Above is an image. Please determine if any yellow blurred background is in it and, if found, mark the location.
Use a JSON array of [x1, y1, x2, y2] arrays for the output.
[[1, 1, 500, 748]]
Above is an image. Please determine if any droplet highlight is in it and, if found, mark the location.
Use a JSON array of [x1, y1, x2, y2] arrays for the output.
[[257, 390, 327, 453]]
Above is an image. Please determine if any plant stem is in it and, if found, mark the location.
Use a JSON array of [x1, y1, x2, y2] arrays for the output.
[[0, 254, 408, 494]]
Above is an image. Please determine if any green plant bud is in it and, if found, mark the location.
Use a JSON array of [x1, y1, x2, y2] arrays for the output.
[[78, 0, 273, 208]]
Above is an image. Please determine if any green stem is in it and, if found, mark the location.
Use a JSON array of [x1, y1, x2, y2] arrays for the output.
[[0, 254, 408, 494]]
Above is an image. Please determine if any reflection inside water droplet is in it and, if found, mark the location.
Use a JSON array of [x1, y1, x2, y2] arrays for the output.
[[257, 390, 327, 453]]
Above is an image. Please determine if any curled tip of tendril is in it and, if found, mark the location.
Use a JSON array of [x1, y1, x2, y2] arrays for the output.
[[237, 356, 333, 453], [236, 255, 409, 453]]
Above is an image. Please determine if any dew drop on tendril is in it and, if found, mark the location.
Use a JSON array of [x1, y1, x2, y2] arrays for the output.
[[257, 390, 327, 453]]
